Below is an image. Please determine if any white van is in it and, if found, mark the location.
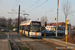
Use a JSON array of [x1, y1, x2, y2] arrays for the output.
[[45, 26, 55, 31]]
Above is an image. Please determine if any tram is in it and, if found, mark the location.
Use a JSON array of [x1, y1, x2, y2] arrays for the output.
[[19, 20, 42, 37]]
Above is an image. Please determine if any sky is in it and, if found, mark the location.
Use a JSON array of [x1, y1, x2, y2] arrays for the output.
[[0, 0, 75, 26]]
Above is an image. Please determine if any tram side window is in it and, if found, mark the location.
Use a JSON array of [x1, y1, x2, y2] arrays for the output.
[[21, 26, 23, 30], [22, 26, 24, 30], [26, 25, 30, 31], [24, 26, 25, 30], [21, 26, 22, 30], [21, 26, 24, 30], [24, 26, 26, 30], [22, 26, 23, 30]]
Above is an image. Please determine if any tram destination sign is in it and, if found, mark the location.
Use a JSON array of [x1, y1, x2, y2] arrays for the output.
[[32, 23, 40, 25]]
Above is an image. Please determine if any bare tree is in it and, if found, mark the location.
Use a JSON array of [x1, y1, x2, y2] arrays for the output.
[[61, 0, 72, 22], [12, 16, 25, 26], [61, 0, 73, 35], [0, 17, 7, 28], [40, 16, 47, 26], [7, 18, 12, 26]]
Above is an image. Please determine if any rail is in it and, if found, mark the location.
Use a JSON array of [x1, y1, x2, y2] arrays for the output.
[[8, 33, 32, 50], [7, 33, 20, 50], [15, 34, 32, 50]]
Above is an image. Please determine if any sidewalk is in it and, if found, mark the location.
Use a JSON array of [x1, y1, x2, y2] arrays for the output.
[[43, 38, 75, 50], [0, 39, 11, 50]]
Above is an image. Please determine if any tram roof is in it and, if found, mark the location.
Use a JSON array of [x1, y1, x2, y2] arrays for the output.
[[20, 20, 41, 26]]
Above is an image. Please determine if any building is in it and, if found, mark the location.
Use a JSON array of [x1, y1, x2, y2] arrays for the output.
[[45, 22, 70, 31], [45, 26, 55, 31], [47, 22, 65, 26]]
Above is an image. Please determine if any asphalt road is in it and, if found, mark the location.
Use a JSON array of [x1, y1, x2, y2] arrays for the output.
[[9, 32, 53, 50], [0, 32, 66, 50]]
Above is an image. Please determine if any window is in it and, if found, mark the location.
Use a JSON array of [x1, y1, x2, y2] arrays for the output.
[[26, 25, 30, 31], [21, 26, 25, 30]]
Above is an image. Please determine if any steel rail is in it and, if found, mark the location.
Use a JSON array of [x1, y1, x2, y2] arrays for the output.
[[6, 33, 20, 50], [8, 33, 20, 50], [33, 39, 60, 50], [12, 33, 32, 50]]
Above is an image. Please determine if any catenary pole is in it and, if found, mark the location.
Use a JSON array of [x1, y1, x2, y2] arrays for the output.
[[18, 5, 20, 33], [56, 0, 59, 37]]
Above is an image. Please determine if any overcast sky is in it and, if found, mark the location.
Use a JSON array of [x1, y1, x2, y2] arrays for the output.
[[0, 0, 75, 26]]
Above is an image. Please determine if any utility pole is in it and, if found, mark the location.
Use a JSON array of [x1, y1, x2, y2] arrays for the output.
[[18, 5, 20, 33], [56, 0, 59, 37]]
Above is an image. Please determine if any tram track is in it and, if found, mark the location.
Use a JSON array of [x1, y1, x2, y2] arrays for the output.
[[32, 39, 69, 50], [6, 32, 71, 50], [7, 33, 20, 50], [15, 34, 32, 50], [9, 37, 20, 50], [7, 32, 32, 50], [32, 39, 57, 50]]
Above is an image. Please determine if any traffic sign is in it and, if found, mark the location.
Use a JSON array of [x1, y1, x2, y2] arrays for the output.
[[65, 29, 68, 35]]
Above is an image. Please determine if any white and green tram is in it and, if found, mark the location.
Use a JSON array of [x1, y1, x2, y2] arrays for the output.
[[19, 20, 42, 37]]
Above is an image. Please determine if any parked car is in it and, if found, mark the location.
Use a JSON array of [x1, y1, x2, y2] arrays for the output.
[[1, 28, 9, 32], [41, 26, 45, 31], [53, 30, 64, 36], [49, 31, 55, 36], [49, 31, 54, 33], [13, 28, 18, 32], [41, 30, 52, 36]]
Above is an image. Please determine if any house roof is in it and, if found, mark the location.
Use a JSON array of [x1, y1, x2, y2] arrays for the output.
[[47, 23, 54, 26], [47, 22, 65, 26]]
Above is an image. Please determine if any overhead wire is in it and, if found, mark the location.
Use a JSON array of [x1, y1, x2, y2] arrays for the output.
[[11, 0, 20, 14], [9, 0, 20, 16], [13, 0, 20, 9], [25, 0, 39, 10], [21, 0, 39, 14], [12, 0, 17, 9], [27, 0, 48, 13]]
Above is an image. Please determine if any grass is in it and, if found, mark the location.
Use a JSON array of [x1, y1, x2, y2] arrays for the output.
[[0, 32, 5, 34], [16, 42, 29, 50], [53, 37, 63, 39], [18, 46, 29, 50]]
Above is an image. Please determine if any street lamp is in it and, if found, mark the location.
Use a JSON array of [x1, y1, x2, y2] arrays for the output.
[[44, 10, 53, 38], [45, 10, 53, 18], [45, 10, 53, 26]]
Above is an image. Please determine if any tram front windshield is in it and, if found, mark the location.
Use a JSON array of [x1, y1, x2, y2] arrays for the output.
[[30, 22, 41, 32]]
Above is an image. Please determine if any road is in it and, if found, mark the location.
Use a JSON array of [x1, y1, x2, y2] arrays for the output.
[[8, 32, 54, 50], [0, 32, 67, 50]]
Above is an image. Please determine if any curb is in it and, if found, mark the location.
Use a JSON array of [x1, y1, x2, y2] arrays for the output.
[[8, 39, 11, 50], [43, 38, 75, 50]]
